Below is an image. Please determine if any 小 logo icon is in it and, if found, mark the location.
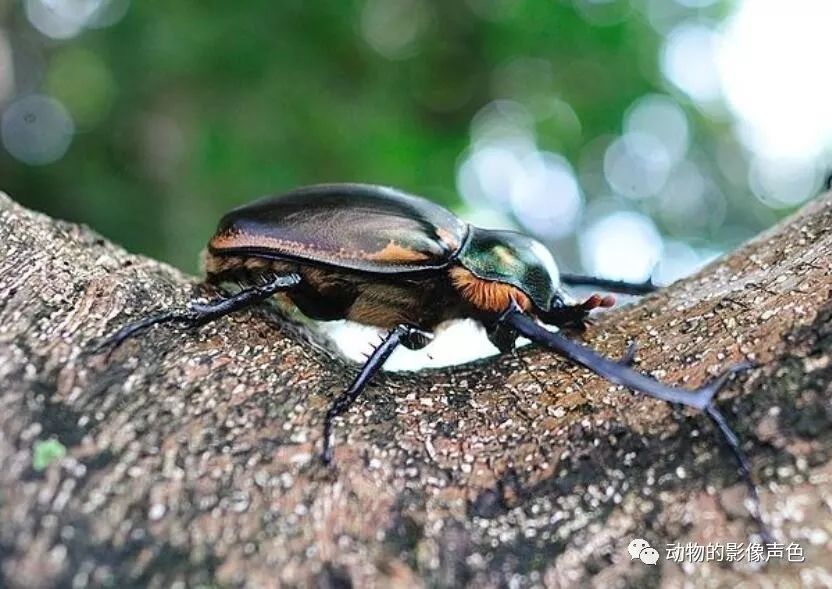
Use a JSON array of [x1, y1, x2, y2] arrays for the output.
[[628, 538, 660, 565]]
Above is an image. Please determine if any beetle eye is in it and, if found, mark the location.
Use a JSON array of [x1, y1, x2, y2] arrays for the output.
[[549, 292, 567, 310]]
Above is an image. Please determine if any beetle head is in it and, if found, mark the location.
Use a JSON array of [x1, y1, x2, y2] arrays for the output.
[[457, 227, 566, 316]]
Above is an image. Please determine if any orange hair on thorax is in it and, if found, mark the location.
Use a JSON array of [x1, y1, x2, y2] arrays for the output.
[[449, 267, 531, 314]]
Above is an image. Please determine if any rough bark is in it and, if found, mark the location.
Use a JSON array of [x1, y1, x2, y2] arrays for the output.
[[0, 190, 830, 589]]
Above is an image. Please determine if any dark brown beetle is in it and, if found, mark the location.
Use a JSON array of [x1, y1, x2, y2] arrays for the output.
[[98, 183, 762, 529]]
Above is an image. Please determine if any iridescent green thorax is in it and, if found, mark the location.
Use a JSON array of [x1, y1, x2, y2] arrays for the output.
[[456, 227, 563, 310]]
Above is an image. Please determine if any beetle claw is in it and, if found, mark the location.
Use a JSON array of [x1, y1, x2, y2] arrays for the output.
[[580, 293, 616, 311]]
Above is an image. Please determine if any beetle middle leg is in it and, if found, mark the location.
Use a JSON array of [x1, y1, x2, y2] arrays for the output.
[[321, 324, 432, 465], [94, 273, 301, 354]]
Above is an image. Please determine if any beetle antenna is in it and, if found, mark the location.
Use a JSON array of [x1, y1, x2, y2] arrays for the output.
[[560, 273, 657, 296]]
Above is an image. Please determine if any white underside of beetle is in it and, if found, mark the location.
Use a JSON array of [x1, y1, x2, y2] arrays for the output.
[[317, 317, 538, 371]]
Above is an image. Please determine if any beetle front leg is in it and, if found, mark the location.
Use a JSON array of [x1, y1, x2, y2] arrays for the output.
[[497, 302, 767, 537], [321, 324, 431, 465], [501, 303, 750, 410], [487, 320, 518, 353], [94, 273, 301, 355]]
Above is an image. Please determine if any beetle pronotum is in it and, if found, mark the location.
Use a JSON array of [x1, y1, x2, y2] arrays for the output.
[[97, 183, 764, 532]]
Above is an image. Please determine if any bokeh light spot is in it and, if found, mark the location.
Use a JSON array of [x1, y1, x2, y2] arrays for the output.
[[653, 239, 711, 285], [537, 97, 583, 145], [717, 0, 832, 160], [656, 159, 726, 236], [580, 211, 663, 282], [749, 156, 822, 209], [25, 0, 104, 40], [604, 133, 671, 199], [2, 94, 74, 165], [458, 145, 526, 210], [661, 23, 721, 104], [510, 152, 583, 239], [642, 0, 689, 35], [361, 0, 431, 60], [624, 94, 689, 165], [470, 100, 536, 149]]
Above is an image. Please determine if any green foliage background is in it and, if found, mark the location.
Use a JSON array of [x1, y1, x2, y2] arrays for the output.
[[0, 0, 788, 273]]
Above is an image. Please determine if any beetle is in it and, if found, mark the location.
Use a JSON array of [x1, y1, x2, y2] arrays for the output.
[[98, 183, 761, 525]]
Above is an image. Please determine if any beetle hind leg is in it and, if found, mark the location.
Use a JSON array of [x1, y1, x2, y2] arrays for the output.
[[93, 308, 188, 355], [94, 272, 301, 355]]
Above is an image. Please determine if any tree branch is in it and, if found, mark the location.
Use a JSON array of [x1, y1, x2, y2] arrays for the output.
[[1, 191, 830, 588]]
